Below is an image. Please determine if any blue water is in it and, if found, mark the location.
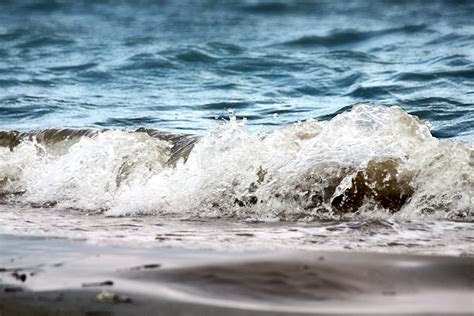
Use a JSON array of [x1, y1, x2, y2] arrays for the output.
[[0, 0, 473, 138], [1, 0, 474, 273]]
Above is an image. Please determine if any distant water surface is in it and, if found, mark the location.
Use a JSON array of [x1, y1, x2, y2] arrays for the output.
[[0, 0, 473, 139]]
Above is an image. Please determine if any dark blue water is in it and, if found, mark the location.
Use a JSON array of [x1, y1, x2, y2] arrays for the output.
[[0, 0, 473, 139]]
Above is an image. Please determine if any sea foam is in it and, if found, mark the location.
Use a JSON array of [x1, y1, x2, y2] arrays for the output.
[[0, 105, 472, 221]]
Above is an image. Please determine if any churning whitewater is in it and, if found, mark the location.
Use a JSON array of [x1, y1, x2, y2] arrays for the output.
[[0, 105, 472, 221]]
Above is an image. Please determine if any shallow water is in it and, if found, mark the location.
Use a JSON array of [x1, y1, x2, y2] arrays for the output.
[[1, 205, 473, 256]]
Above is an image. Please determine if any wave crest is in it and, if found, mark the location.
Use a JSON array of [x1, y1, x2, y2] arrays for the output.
[[0, 105, 472, 221]]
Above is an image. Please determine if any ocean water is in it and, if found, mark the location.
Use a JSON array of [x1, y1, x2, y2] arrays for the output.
[[0, 0, 473, 255]]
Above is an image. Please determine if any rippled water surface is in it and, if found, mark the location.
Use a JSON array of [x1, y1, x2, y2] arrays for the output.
[[0, 0, 473, 257], [0, 0, 473, 138]]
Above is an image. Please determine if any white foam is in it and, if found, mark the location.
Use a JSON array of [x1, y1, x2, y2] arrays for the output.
[[1, 104, 472, 220]]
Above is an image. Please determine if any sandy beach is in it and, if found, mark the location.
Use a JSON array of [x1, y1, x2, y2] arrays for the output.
[[1, 235, 473, 315]]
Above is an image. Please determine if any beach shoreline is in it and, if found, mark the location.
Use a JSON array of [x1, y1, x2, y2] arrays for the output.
[[1, 235, 472, 315]]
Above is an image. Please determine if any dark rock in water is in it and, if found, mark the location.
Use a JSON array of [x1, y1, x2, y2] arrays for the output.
[[262, 159, 414, 217], [331, 159, 414, 213]]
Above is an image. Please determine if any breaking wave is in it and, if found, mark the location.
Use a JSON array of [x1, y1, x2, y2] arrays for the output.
[[0, 105, 472, 221]]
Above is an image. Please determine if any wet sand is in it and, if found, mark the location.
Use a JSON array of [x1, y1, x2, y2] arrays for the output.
[[0, 235, 473, 315]]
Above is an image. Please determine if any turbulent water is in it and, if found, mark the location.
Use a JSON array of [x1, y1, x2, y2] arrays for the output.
[[0, 105, 472, 220], [1, 105, 473, 254], [0, 0, 473, 255]]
